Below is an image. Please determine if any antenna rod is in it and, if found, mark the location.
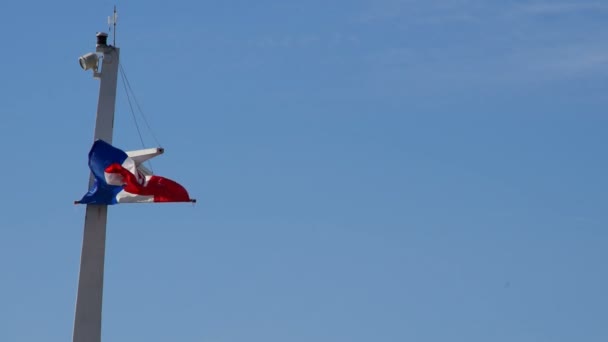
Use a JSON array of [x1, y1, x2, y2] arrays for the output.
[[113, 6, 117, 46]]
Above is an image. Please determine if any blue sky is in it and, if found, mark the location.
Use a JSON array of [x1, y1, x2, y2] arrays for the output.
[[1, 0, 607, 341]]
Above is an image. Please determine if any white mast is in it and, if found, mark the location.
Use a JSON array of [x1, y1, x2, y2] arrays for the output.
[[73, 31, 120, 342]]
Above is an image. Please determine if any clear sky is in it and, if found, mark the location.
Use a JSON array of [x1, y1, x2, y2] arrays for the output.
[[1, 0, 607, 341]]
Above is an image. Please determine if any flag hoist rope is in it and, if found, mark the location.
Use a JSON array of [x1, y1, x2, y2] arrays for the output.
[[118, 63, 163, 171]]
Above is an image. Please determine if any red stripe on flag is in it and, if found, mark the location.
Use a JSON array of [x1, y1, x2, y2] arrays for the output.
[[105, 163, 191, 202]]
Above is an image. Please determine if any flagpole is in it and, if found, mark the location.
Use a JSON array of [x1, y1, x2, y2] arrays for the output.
[[73, 32, 120, 342]]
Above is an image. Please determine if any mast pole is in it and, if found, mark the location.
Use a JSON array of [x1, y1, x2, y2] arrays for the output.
[[73, 32, 120, 342]]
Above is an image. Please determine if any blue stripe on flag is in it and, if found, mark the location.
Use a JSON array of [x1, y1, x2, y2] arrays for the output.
[[78, 140, 129, 205]]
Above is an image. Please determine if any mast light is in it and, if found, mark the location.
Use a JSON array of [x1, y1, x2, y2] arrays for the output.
[[78, 52, 99, 71]]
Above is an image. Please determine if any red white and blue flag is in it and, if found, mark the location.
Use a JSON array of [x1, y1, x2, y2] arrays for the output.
[[77, 140, 194, 204]]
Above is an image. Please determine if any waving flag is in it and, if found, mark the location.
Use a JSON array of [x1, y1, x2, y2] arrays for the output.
[[77, 140, 194, 204]]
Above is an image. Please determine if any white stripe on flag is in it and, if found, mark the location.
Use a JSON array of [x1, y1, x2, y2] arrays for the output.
[[115, 190, 154, 203]]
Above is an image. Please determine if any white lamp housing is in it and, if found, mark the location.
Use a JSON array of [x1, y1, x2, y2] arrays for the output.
[[79, 52, 99, 71]]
